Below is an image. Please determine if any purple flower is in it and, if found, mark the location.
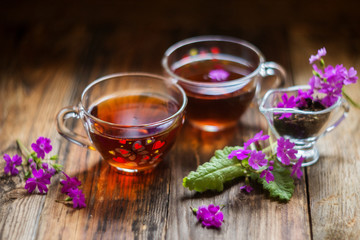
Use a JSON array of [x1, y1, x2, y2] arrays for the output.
[[31, 137, 52, 159], [248, 150, 267, 170], [68, 188, 87, 208], [260, 169, 275, 183], [42, 163, 56, 176], [30, 162, 37, 170], [240, 185, 254, 193], [309, 47, 327, 64], [308, 75, 323, 93], [276, 137, 298, 165], [228, 148, 251, 160], [312, 64, 325, 78], [60, 172, 82, 194], [317, 66, 344, 107], [208, 69, 230, 82], [196, 204, 224, 228], [276, 93, 297, 119], [3, 154, 22, 175], [321, 94, 340, 107], [291, 157, 304, 179], [323, 64, 346, 81], [344, 67, 358, 85], [24, 168, 51, 194], [47, 167, 56, 176], [243, 130, 270, 149], [42, 162, 49, 170], [296, 89, 313, 108]]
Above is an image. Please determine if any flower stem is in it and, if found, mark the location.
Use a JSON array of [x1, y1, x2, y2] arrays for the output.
[[342, 89, 360, 109], [16, 139, 31, 159], [261, 142, 277, 155]]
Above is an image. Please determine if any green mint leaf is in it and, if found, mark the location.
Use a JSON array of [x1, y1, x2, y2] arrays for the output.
[[183, 146, 246, 192], [252, 161, 294, 201], [50, 155, 59, 160], [65, 197, 72, 201]]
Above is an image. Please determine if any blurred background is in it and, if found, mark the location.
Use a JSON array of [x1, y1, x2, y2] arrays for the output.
[[1, 0, 360, 83]]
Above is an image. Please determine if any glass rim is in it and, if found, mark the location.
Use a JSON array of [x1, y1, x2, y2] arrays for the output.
[[162, 35, 265, 88], [80, 72, 188, 128], [259, 85, 343, 115]]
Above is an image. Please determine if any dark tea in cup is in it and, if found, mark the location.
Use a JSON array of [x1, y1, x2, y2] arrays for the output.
[[57, 73, 187, 174], [173, 56, 256, 130], [163, 36, 286, 131], [88, 94, 180, 172]]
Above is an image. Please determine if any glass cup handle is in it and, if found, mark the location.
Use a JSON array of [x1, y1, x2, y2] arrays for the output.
[[56, 106, 95, 150], [323, 98, 350, 136], [256, 61, 287, 103]]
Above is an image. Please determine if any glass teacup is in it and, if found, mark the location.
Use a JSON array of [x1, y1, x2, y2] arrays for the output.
[[56, 73, 187, 174], [162, 35, 286, 132], [259, 85, 349, 166]]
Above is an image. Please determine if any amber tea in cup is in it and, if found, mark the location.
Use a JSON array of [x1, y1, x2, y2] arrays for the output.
[[173, 57, 256, 129], [162, 36, 286, 132], [57, 73, 187, 174]]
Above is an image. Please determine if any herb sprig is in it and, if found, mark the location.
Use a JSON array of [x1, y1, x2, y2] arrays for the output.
[[3, 137, 86, 209], [183, 131, 303, 201]]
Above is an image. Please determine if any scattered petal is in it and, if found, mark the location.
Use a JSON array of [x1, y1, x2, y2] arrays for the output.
[[60, 172, 82, 194], [68, 188, 87, 208], [291, 157, 304, 179], [240, 185, 254, 193]]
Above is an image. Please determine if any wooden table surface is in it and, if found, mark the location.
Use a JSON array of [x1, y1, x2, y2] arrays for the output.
[[1, 1, 360, 239]]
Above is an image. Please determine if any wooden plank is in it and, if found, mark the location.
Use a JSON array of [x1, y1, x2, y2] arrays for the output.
[[290, 25, 360, 239], [0, 24, 88, 240]]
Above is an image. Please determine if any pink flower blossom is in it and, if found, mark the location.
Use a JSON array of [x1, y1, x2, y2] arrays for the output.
[[3, 154, 22, 175], [248, 150, 267, 170], [240, 185, 254, 193], [68, 188, 87, 208], [60, 172, 82, 194], [31, 137, 52, 159], [276, 137, 298, 165], [276, 93, 297, 119], [243, 130, 270, 149], [208, 69, 230, 82], [196, 204, 224, 228], [344, 67, 358, 85], [309, 47, 327, 64], [260, 169, 275, 183], [228, 148, 251, 160], [291, 157, 304, 179], [24, 168, 52, 194]]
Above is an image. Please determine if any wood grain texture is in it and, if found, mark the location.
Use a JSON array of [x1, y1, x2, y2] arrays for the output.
[[290, 26, 360, 240], [1, 1, 360, 239]]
